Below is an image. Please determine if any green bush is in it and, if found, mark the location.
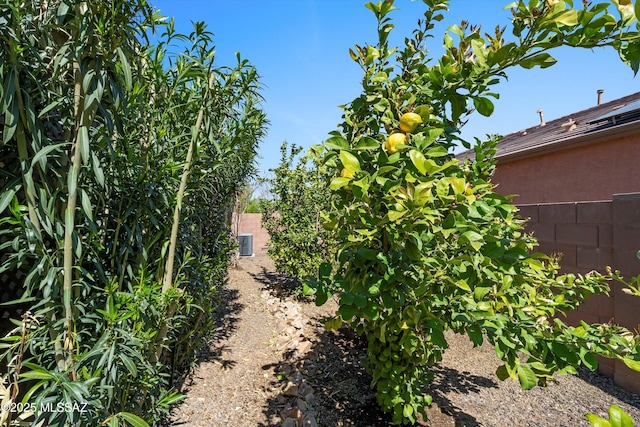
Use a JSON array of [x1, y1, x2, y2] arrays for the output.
[[261, 142, 338, 290], [307, 1, 640, 424], [0, 1, 267, 425]]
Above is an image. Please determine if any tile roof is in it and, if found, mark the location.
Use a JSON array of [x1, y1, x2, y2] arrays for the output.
[[457, 91, 640, 162]]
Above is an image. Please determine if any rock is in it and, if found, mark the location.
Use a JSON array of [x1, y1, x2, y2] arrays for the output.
[[296, 340, 312, 356], [281, 407, 303, 426], [304, 392, 316, 405], [291, 318, 306, 329], [297, 398, 308, 411], [283, 382, 299, 396], [276, 336, 291, 350], [282, 417, 297, 427], [278, 363, 294, 376], [298, 382, 314, 396], [302, 413, 319, 427]]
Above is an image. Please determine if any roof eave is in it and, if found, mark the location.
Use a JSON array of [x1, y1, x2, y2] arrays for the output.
[[496, 119, 640, 163]]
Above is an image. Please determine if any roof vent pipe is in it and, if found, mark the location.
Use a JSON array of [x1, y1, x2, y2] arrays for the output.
[[597, 89, 604, 105], [537, 108, 545, 127]]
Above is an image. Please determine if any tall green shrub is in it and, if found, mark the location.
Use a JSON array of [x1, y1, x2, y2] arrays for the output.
[[307, 1, 640, 424], [0, 1, 266, 425], [261, 142, 337, 287]]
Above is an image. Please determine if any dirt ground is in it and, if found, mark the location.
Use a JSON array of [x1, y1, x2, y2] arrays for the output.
[[167, 253, 640, 427]]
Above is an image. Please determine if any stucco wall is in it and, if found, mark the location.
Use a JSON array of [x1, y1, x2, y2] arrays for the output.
[[236, 213, 269, 254], [493, 134, 640, 204], [518, 194, 640, 393]]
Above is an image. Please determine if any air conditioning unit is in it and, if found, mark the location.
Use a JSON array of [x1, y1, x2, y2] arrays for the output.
[[238, 234, 253, 256]]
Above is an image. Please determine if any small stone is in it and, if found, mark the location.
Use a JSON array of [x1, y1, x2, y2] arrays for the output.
[[281, 406, 297, 418], [303, 413, 319, 427], [286, 326, 302, 337], [276, 336, 291, 350], [291, 372, 304, 383], [278, 363, 294, 376], [282, 417, 297, 427], [283, 382, 299, 396], [291, 318, 305, 329], [297, 398, 308, 411], [297, 341, 312, 356], [299, 382, 314, 396], [304, 392, 316, 405]]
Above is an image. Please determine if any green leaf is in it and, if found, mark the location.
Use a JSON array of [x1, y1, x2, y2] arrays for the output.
[[356, 136, 380, 150], [552, 10, 578, 26], [91, 153, 105, 187], [78, 125, 90, 166], [409, 150, 427, 174], [519, 53, 557, 69], [586, 413, 611, 427], [340, 150, 360, 171], [330, 177, 352, 190], [607, 405, 634, 427], [579, 349, 598, 371], [65, 207, 75, 236], [19, 370, 55, 380], [403, 404, 414, 419], [120, 353, 138, 377], [68, 165, 79, 197], [456, 279, 471, 291], [388, 209, 406, 221], [119, 412, 150, 427], [473, 97, 494, 117], [0, 188, 16, 215], [467, 325, 483, 347], [621, 357, 640, 372], [325, 135, 349, 150], [516, 364, 537, 390], [405, 240, 421, 260], [80, 189, 93, 221], [496, 364, 510, 381], [339, 304, 358, 321], [425, 146, 449, 158], [461, 231, 484, 250], [302, 283, 316, 296], [31, 142, 68, 167], [116, 47, 133, 91]]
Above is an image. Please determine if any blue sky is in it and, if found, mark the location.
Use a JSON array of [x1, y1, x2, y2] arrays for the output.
[[150, 0, 638, 176]]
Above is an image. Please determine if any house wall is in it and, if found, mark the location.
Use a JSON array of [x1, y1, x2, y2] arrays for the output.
[[518, 194, 640, 393], [237, 213, 269, 253], [492, 134, 640, 204]]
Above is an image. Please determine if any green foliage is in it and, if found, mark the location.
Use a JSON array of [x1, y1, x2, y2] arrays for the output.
[[587, 405, 636, 427], [308, 1, 640, 424], [0, 1, 266, 425], [586, 266, 640, 427], [245, 198, 263, 213], [261, 142, 338, 288]]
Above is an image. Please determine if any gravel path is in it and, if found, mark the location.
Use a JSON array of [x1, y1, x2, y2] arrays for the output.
[[168, 253, 640, 426]]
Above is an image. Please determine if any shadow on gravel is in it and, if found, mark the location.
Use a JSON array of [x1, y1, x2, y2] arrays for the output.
[[260, 314, 391, 427], [173, 286, 245, 390], [425, 365, 498, 427], [577, 367, 640, 411], [259, 309, 499, 427]]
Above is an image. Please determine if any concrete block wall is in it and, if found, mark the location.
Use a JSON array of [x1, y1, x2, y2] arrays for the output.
[[236, 213, 269, 253], [518, 193, 640, 392]]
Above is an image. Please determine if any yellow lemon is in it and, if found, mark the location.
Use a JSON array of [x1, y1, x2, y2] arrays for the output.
[[385, 133, 406, 154], [341, 168, 355, 178], [399, 112, 422, 133]]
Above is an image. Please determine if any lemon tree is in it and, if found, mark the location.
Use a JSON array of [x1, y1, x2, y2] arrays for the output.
[[306, 1, 640, 424]]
